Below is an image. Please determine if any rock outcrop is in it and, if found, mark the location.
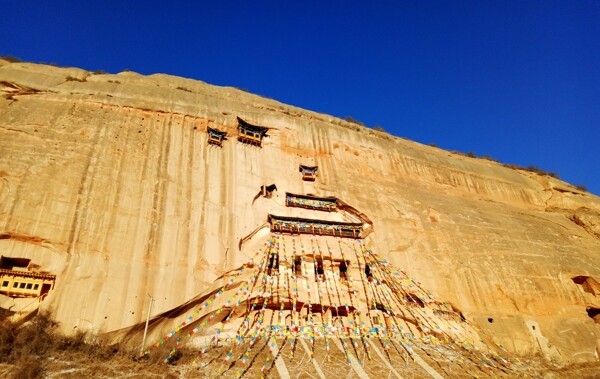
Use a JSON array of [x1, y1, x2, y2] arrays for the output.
[[1, 59, 599, 369]]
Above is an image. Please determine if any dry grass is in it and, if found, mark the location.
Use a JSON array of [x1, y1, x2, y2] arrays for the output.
[[1, 314, 599, 378], [447, 148, 565, 180], [0, 312, 132, 378], [0, 311, 205, 378]]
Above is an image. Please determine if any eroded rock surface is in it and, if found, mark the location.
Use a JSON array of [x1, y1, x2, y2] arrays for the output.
[[1, 59, 599, 366]]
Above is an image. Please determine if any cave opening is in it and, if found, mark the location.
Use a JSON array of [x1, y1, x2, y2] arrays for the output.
[[587, 307, 600, 324], [571, 275, 600, 296]]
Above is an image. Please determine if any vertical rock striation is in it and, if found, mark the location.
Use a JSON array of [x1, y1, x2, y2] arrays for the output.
[[0, 59, 599, 364]]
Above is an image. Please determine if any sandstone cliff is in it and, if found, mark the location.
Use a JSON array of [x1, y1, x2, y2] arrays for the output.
[[1, 59, 599, 367]]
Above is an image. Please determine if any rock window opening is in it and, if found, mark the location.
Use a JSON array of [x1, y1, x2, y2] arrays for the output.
[[374, 302, 392, 314], [339, 260, 349, 280], [41, 284, 52, 298], [262, 184, 277, 198], [315, 258, 324, 281], [207, 127, 227, 147], [0, 256, 31, 270], [330, 306, 353, 317], [13, 282, 18, 288], [293, 256, 302, 276], [267, 253, 279, 276], [587, 307, 600, 324], [488, 318, 494, 323], [19, 283, 25, 289], [26, 283, 32, 289], [1, 281, 7, 287], [365, 264, 373, 282], [253, 184, 278, 204], [571, 275, 600, 296], [299, 165, 318, 182], [34, 284, 39, 290], [237, 117, 268, 147]]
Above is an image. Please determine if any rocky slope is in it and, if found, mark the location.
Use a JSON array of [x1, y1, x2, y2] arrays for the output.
[[0, 59, 599, 368]]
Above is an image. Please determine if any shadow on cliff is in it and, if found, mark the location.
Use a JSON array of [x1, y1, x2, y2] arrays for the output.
[[105, 282, 242, 348]]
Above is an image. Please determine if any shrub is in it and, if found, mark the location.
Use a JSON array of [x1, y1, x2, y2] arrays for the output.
[[0, 312, 158, 377], [12, 312, 58, 358], [11, 355, 43, 379], [0, 319, 15, 359], [451, 150, 479, 158], [498, 163, 561, 179], [65, 76, 84, 82], [0, 55, 23, 63], [344, 116, 365, 126], [481, 155, 497, 162], [0, 312, 58, 378], [448, 150, 562, 178], [523, 165, 560, 179]]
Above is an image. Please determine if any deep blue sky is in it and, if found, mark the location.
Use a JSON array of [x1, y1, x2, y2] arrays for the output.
[[2, 1, 599, 195]]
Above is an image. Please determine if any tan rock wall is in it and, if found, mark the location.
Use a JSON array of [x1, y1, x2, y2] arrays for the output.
[[1, 60, 599, 362]]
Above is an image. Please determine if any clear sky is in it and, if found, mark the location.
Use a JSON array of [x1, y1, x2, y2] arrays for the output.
[[2, 1, 599, 195]]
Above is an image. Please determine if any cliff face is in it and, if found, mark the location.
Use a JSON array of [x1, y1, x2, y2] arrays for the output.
[[1, 60, 599, 364]]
